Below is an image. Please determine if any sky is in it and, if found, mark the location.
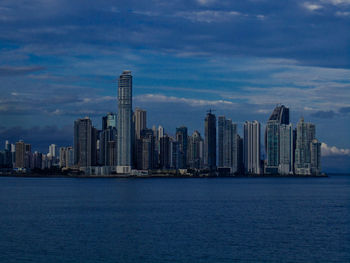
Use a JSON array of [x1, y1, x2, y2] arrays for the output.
[[0, 0, 349, 172]]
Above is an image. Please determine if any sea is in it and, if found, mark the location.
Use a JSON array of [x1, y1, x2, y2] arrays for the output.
[[0, 175, 349, 263]]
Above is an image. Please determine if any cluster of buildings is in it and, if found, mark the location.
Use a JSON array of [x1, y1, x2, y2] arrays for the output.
[[0, 141, 62, 172], [0, 70, 322, 176]]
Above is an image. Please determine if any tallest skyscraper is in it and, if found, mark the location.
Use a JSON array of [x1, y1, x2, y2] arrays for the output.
[[117, 70, 133, 170]]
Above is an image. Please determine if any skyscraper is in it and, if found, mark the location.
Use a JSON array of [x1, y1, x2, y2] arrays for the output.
[[159, 134, 170, 169], [310, 139, 321, 175], [188, 130, 204, 169], [59, 146, 74, 168], [176, 126, 188, 169], [100, 127, 117, 166], [100, 113, 117, 167], [59, 147, 67, 168], [279, 124, 293, 175], [133, 108, 146, 140], [244, 121, 261, 175], [158, 125, 164, 139], [139, 129, 155, 170], [49, 144, 57, 158], [171, 139, 180, 169], [294, 117, 316, 175], [117, 70, 133, 169], [265, 120, 280, 174], [74, 117, 97, 168], [264, 105, 290, 174], [218, 116, 238, 173], [205, 110, 216, 171], [267, 105, 290, 125], [218, 116, 225, 167], [15, 140, 25, 169], [102, 112, 117, 130], [236, 134, 244, 174]]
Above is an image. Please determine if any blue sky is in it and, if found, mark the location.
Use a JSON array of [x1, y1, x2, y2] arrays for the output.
[[0, 0, 349, 172]]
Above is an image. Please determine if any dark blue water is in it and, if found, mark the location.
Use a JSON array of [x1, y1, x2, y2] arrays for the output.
[[0, 176, 349, 263]]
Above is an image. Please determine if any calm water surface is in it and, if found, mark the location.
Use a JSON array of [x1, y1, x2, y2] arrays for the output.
[[0, 176, 349, 263]]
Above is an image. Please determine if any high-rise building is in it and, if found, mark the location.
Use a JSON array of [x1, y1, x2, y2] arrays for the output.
[[5, 140, 10, 151], [159, 134, 170, 169], [310, 139, 321, 175], [265, 120, 280, 174], [294, 117, 316, 175], [74, 117, 97, 168], [158, 125, 164, 139], [267, 105, 290, 124], [218, 116, 238, 173], [188, 130, 204, 169], [236, 134, 244, 174], [170, 139, 180, 169], [244, 121, 261, 175], [133, 108, 146, 140], [33, 151, 42, 169], [117, 70, 133, 169], [10, 144, 15, 168], [204, 110, 216, 170], [133, 108, 147, 169], [49, 144, 57, 158], [66, 147, 74, 168], [59, 147, 67, 168], [24, 143, 32, 169], [139, 129, 155, 170], [218, 116, 225, 167], [15, 140, 26, 169], [279, 124, 293, 175], [176, 126, 188, 169], [265, 105, 289, 155], [3, 140, 12, 168], [100, 126, 117, 166], [102, 112, 117, 130]]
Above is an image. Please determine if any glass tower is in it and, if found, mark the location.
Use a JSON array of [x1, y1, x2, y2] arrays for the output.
[[117, 70, 133, 167], [205, 110, 216, 171]]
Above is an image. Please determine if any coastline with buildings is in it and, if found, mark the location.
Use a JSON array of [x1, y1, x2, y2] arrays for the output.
[[0, 71, 324, 178]]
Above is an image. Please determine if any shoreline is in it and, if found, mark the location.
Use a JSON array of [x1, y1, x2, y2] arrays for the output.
[[0, 173, 331, 179]]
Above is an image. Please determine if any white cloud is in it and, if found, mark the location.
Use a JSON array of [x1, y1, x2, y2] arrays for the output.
[[175, 10, 240, 23], [196, 0, 216, 6], [135, 94, 235, 107], [321, 0, 350, 5], [321, 143, 350, 156], [335, 11, 350, 16], [303, 2, 323, 11]]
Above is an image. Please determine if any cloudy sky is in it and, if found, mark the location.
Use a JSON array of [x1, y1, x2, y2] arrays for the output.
[[0, 0, 349, 172]]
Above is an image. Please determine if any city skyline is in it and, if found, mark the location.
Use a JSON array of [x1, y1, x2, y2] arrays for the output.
[[0, 72, 322, 176], [0, 79, 346, 172], [0, 0, 349, 172]]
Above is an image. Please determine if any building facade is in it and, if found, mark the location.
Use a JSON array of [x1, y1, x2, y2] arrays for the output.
[[176, 126, 188, 169], [244, 121, 261, 175], [294, 117, 316, 175], [117, 70, 133, 168], [204, 110, 216, 170], [74, 117, 97, 168], [218, 116, 238, 173], [279, 124, 293, 175]]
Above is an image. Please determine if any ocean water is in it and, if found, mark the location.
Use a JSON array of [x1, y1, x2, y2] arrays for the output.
[[0, 176, 349, 263]]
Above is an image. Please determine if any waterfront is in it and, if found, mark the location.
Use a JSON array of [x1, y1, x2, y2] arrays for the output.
[[0, 175, 349, 263]]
